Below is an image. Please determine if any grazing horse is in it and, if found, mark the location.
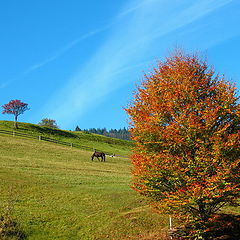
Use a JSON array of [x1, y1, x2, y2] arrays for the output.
[[91, 151, 106, 162]]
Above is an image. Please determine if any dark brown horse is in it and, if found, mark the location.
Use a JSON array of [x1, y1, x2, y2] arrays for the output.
[[91, 151, 106, 162]]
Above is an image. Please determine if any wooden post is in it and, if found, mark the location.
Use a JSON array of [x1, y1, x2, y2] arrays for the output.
[[70, 143, 73, 148], [13, 131, 15, 137], [169, 215, 173, 239], [169, 215, 172, 230], [39, 136, 41, 141]]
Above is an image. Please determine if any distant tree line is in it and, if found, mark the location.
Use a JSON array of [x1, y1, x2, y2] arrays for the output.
[[75, 126, 131, 140]]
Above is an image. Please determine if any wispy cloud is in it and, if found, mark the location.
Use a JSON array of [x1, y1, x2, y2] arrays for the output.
[[39, 0, 235, 128], [24, 24, 111, 74], [148, 0, 233, 41], [0, 24, 112, 90], [117, 0, 155, 17], [23, 0, 233, 76]]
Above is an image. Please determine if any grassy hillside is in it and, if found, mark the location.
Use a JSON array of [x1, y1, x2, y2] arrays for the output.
[[0, 122, 169, 240], [0, 121, 133, 157]]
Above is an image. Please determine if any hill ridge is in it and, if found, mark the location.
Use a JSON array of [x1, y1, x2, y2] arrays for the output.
[[0, 120, 132, 157]]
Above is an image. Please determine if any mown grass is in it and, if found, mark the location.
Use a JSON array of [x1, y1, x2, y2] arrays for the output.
[[0, 132, 169, 240]]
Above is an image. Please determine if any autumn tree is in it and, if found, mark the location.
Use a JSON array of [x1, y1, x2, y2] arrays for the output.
[[38, 118, 59, 129], [126, 51, 240, 238], [2, 99, 30, 129]]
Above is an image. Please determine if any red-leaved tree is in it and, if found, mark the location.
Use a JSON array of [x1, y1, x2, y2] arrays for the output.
[[126, 51, 240, 238], [2, 100, 30, 129]]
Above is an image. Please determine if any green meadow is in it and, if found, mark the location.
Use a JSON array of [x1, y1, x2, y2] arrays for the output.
[[0, 121, 169, 240]]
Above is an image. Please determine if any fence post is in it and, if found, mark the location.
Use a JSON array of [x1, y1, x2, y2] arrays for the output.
[[170, 215, 172, 229], [169, 215, 173, 239], [70, 143, 73, 148], [13, 131, 15, 137], [39, 136, 41, 141]]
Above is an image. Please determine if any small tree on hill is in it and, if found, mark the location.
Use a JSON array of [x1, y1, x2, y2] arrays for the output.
[[38, 118, 59, 129], [126, 50, 240, 238], [2, 100, 30, 129], [75, 125, 81, 131]]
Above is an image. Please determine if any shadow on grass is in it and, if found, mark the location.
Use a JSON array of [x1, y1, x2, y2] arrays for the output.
[[207, 214, 240, 240], [20, 124, 77, 138], [170, 214, 240, 240], [0, 214, 26, 240]]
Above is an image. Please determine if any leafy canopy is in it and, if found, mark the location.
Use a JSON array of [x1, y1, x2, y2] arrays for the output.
[[126, 51, 240, 226], [38, 118, 59, 129], [2, 100, 29, 128], [2, 100, 29, 117]]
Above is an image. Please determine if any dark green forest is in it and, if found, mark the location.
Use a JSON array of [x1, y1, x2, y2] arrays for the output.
[[75, 126, 131, 140]]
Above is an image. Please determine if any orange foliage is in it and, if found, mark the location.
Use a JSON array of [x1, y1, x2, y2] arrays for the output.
[[126, 50, 240, 224]]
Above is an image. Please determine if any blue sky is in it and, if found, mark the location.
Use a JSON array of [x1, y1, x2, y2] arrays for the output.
[[1, 0, 240, 130]]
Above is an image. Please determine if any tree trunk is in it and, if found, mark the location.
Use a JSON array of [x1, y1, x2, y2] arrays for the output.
[[14, 115, 18, 129]]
